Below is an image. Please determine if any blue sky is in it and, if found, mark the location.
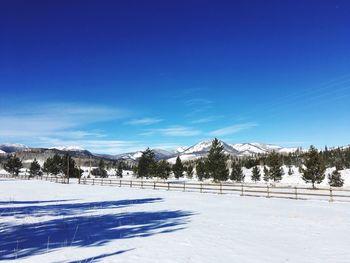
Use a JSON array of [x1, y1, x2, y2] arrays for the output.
[[1, 0, 350, 153]]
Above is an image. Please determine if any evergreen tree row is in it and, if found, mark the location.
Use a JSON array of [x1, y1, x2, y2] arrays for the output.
[[134, 139, 346, 188], [43, 154, 82, 178]]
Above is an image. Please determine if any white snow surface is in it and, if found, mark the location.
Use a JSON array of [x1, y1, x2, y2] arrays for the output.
[[0, 179, 350, 262]]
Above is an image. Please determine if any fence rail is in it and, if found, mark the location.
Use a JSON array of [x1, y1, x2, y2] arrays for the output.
[[1, 174, 350, 202]]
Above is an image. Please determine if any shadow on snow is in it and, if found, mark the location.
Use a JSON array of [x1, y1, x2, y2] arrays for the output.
[[0, 198, 193, 261], [0, 198, 162, 218]]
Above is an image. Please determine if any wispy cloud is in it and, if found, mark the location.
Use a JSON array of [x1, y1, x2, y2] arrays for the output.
[[126, 117, 163, 126], [184, 98, 214, 117], [160, 126, 201, 137], [209, 122, 258, 136], [185, 98, 213, 107], [141, 126, 201, 137], [190, 115, 223, 124], [59, 130, 107, 139], [0, 103, 127, 139]]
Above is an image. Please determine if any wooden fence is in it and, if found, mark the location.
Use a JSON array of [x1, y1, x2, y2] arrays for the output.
[[1, 174, 350, 202]]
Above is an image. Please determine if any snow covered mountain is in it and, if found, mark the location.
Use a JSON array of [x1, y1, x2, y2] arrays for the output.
[[50, 146, 86, 152], [167, 141, 299, 163], [230, 143, 296, 156], [183, 140, 236, 155], [175, 146, 188, 154], [0, 143, 29, 153], [114, 149, 175, 161], [167, 140, 240, 163]]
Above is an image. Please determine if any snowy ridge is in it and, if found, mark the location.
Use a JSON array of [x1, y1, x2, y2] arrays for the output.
[[169, 140, 298, 162], [175, 146, 188, 153], [183, 140, 239, 155], [229, 143, 299, 156], [50, 146, 86, 152], [0, 143, 29, 153], [114, 149, 175, 161], [115, 151, 143, 161]]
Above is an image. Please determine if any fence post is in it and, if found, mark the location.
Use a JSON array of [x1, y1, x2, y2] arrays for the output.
[[200, 183, 203, 193], [167, 182, 170, 191], [267, 185, 270, 198], [183, 183, 186, 192], [329, 187, 333, 202], [141, 180, 143, 189], [119, 180, 121, 187], [110, 179, 111, 186], [241, 184, 244, 196], [130, 180, 132, 188], [220, 183, 222, 194], [93, 179, 95, 185], [153, 182, 156, 190], [101, 179, 104, 186], [294, 187, 298, 200]]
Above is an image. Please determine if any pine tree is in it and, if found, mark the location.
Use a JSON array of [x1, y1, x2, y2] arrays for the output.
[[230, 160, 244, 182], [43, 157, 52, 175], [137, 148, 156, 178], [263, 166, 270, 182], [186, 164, 194, 179], [301, 146, 326, 188], [116, 162, 123, 178], [44, 154, 62, 176], [251, 166, 261, 182], [196, 160, 206, 181], [156, 160, 171, 179], [206, 138, 229, 181], [52, 154, 63, 175], [173, 156, 184, 179], [267, 151, 284, 182], [3, 155, 23, 176], [29, 158, 41, 177], [328, 169, 344, 187], [62, 155, 83, 178]]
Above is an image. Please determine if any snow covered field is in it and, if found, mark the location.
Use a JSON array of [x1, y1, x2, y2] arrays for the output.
[[1, 179, 350, 263]]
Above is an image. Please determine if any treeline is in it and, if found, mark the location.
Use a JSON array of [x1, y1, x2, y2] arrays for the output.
[[236, 146, 350, 170], [134, 139, 348, 188], [135, 139, 235, 181], [1, 153, 128, 179], [90, 159, 125, 178], [2, 140, 349, 188], [135, 148, 195, 180]]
